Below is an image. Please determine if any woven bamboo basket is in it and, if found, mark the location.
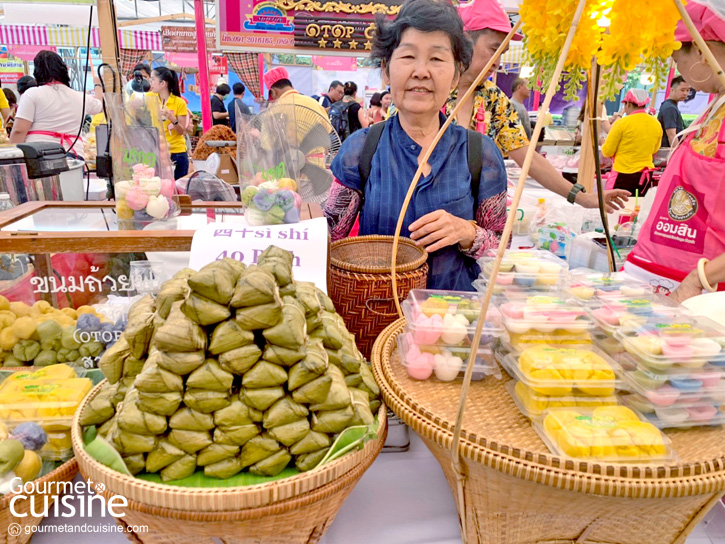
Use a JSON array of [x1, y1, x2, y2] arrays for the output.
[[372, 319, 725, 544], [0, 458, 79, 544], [72, 381, 387, 544], [328, 235, 428, 359]]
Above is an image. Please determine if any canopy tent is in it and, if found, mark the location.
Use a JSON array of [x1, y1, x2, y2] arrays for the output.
[[0, 0, 217, 32]]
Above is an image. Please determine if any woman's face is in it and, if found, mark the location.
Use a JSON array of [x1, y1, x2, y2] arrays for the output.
[[384, 28, 459, 119], [672, 45, 716, 93], [149, 72, 164, 94], [381, 93, 392, 109]]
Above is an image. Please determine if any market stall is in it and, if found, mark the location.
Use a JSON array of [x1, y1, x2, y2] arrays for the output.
[[1, 0, 725, 542]]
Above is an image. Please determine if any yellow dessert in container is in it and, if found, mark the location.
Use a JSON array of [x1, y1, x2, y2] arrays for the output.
[[540, 407, 671, 461], [518, 346, 617, 396], [511, 381, 618, 418]]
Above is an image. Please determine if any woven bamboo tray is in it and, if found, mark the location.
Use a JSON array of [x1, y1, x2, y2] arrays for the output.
[[0, 458, 79, 544], [72, 381, 387, 543], [372, 319, 725, 544], [328, 235, 428, 359]]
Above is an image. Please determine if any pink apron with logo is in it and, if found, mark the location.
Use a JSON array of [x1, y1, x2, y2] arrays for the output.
[[627, 97, 725, 286]]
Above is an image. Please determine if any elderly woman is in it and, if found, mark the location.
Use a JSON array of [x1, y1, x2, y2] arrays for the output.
[[626, 1, 725, 295], [601, 88, 662, 197], [324, 0, 507, 291]]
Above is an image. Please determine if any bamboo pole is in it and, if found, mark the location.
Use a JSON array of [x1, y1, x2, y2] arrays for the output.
[[672, 0, 725, 91], [448, 1, 589, 541], [388, 20, 523, 319]]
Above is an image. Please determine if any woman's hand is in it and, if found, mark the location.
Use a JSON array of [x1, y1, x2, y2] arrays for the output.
[[409, 210, 476, 253], [161, 108, 177, 124], [671, 270, 704, 303], [577, 189, 630, 213]]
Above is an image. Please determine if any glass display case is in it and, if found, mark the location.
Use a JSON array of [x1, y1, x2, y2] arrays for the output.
[[0, 199, 323, 311]]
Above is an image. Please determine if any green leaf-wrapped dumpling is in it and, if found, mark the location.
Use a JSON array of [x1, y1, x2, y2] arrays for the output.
[[197, 443, 239, 466], [230, 266, 279, 308], [181, 293, 231, 326], [146, 439, 185, 473], [249, 449, 291, 477], [242, 361, 287, 389], [214, 399, 262, 428], [183, 389, 231, 414], [169, 407, 215, 432], [160, 454, 197, 482], [213, 424, 260, 446], [295, 447, 329, 472], [263, 396, 309, 429], [167, 429, 213, 454], [267, 419, 310, 447], [186, 359, 234, 392], [290, 431, 331, 456], [204, 456, 243, 479], [262, 296, 307, 350], [240, 387, 285, 411], [208, 321, 255, 355], [218, 344, 262, 375], [239, 434, 281, 468]]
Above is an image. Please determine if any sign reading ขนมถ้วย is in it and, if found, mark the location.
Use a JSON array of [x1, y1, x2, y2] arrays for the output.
[[216, 0, 401, 54]]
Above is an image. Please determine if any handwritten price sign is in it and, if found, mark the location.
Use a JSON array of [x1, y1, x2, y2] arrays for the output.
[[189, 218, 329, 292]]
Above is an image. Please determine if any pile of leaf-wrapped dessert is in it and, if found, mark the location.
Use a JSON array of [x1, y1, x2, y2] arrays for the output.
[[80, 246, 381, 482]]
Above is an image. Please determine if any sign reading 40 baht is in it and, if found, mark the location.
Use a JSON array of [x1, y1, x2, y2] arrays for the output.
[[216, 0, 401, 55]]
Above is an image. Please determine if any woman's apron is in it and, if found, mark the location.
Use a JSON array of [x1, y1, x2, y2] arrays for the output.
[[625, 95, 725, 294]]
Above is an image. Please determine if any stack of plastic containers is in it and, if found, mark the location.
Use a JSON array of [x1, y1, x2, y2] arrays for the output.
[[615, 316, 725, 428], [495, 294, 627, 419], [397, 289, 504, 381], [474, 250, 569, 297]]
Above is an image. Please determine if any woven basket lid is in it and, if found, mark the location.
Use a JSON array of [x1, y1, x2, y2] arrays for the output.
[[372, 319, 725, 499], [330, 236, 427, 274]]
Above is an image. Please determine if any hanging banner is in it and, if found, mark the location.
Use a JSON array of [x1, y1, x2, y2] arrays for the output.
[[216, 0, 401, 54], [161, 25, 218, 53], [312, 56, 357, 71], [6, 44, 54, 62], [0, 58, 25, 84], [195, 55, 228, 95]]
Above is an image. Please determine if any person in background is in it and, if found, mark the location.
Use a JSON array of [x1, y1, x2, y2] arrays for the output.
[[3, 88, 17, 136], [16, 76, 37, 97], [325, 0, 508, 291], [265, 67, 328, 117], [510, 77, 532, 140], [211, 83, 231, 126], [10, 50, 103, 159], [367, 92, 385, 124], [601, 89, 662, 196], [317, 80, 344, 111], [340, 81, 368, 135], [658, 76, 691, 148], [125, 63, 151, 99], [147, 67, 189, 180], [228, 82, 252, 133], [380, 90, 392, 119], [447, 0, 629, 212], [625, 1, 725, 295]]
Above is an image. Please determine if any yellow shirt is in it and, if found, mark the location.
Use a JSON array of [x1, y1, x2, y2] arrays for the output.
[[602, 112, 662, 174], [145, 93, 188, 154], [0, 91, 8, 130]]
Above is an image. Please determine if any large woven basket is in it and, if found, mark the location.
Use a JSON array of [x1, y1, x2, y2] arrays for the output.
[[72, 381, 387, 544], [328, 235, 428, 359], [0, 458, 79, 544], [372, 319, 725, 544]]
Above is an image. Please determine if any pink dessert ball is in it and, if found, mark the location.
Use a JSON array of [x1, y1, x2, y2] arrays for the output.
[[406, 349, 434, 380], [125, 185, 150, 211]]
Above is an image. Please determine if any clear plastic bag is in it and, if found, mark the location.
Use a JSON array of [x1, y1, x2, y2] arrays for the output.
[[105, 92, 178, 227]]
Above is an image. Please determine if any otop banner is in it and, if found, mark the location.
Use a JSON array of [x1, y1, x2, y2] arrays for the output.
[[216, 0, 401, 55]]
